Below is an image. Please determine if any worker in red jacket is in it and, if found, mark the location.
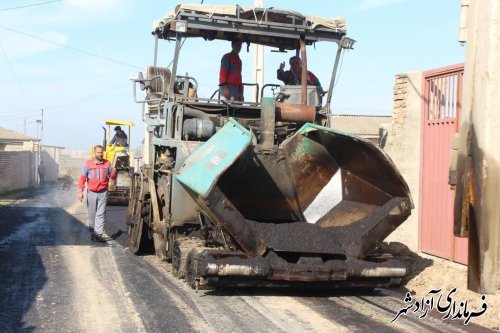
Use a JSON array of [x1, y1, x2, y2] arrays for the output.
[[219, 40, 243, 101], [77, 145, 116, 242]]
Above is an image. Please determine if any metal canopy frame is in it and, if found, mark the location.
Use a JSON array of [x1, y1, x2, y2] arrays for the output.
[[155, 7, 346, 49], [145, 5, 355, 116]]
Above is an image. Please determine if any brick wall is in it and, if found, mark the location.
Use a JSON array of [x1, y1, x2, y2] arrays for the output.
[[392, 74, 408, 128], [383, 71, 423, 252], [0, 151, 36, 193]]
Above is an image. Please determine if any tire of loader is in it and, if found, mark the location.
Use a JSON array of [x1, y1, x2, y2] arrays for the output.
[[172, 238, 205, 280]]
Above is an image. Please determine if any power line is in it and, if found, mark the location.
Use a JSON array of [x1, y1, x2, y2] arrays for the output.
[[0, 25, 143, 70], [2, 112, 41, 122], [1, 110, 40, 120], [1, 82, 130, 122], [0, 107, 40, 114], [0, 0, 62, 12], [45, 82, 130, 111], [0, 41, 37, 108]]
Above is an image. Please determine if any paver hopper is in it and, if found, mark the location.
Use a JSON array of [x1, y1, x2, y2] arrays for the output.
[[127, 4, 413, 290], [176, 101, 412, 289]]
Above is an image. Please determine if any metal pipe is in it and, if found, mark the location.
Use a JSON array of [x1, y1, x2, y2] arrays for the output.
[[326, 43, 344, 111], [102, 126, 107, 148], [153, 36, 158, 67], [259, 97, 275, 149], [184, 108, 211, 120], [206, 263, 269, 277], [138, 171, 144, 203], [358, 267, 407, 278], [169, 34, 182, 96], [128, 126, 131, 147], [300, 36, 307, 105]]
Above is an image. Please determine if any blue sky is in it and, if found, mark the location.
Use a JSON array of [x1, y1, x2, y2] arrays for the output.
[[0, 0, 464, 150]]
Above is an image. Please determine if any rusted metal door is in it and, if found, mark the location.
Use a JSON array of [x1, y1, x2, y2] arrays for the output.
[[420, 64, 467, 264]]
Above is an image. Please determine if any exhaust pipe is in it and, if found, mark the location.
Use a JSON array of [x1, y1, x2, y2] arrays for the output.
[[102, 126, 107, 147], [259, 97, 275, 149]]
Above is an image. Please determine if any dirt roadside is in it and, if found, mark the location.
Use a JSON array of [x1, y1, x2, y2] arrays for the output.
[[380, 242, 500, 331]]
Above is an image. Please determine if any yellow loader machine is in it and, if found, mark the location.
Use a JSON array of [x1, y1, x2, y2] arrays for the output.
[[127, 4, 413, 290], [91, 120, 135, 205]]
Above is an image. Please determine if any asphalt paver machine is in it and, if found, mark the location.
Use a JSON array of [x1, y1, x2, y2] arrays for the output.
[[127, 4, 413, 289]]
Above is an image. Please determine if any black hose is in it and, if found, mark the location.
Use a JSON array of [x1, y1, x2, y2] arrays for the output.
[[184, 108, 211, 120]]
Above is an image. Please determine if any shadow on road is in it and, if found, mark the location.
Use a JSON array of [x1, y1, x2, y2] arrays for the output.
[[205, 286, 389, 298], [0, 204, 104, 332], [374, 241, 434, 286]]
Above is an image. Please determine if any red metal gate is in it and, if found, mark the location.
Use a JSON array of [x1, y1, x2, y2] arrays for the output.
[[420, 63, 467, 264]]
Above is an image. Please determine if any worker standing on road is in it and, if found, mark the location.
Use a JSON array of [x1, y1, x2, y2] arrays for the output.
[[38, 160, 47, 187], [77, 145, 116, 242], [219, 40, 243, 101]]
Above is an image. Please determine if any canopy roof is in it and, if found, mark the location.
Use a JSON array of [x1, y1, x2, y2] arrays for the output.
[[105, 120, 135, 126], [152, 4, 348, 49]]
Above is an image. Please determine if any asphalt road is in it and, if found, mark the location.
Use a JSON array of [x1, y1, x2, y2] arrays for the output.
[[0, 187, 495, 333]]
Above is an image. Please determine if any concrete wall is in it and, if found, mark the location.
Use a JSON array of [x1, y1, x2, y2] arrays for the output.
[[382, 72, 423, 252], [41, 146, 64, 182], [59, 155, 86, 180], [0, 141, 37, 152], [455, 0, 500, 293], [2, 143, 24, 151], [0, 151, 36, 193]]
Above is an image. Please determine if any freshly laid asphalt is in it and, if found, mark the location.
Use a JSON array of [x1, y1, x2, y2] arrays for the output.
[[0, 187, 495, 333]]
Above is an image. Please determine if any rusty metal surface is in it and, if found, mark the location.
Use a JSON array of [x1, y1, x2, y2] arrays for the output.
[[336, 197, 412, 259], [282, 129, 339, 214], [317, 200, 377, 227], [300, 37, 308, 105], [275, 102, 316, 122], [107, 191, 130, 206], [197, 246, 407, 284], [270, 266, 345, 282], [201, 251, 271, 277], [172, 119, 414, 286], [341, 171, 392, 206], [281, 125, 412, 229]]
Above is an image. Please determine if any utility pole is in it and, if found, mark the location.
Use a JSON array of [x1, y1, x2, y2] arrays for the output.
[[41, 108, 44, 141], [36, 120, 41, 139], [24, 119, 26, 134], [253, 0, 265, 103]]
